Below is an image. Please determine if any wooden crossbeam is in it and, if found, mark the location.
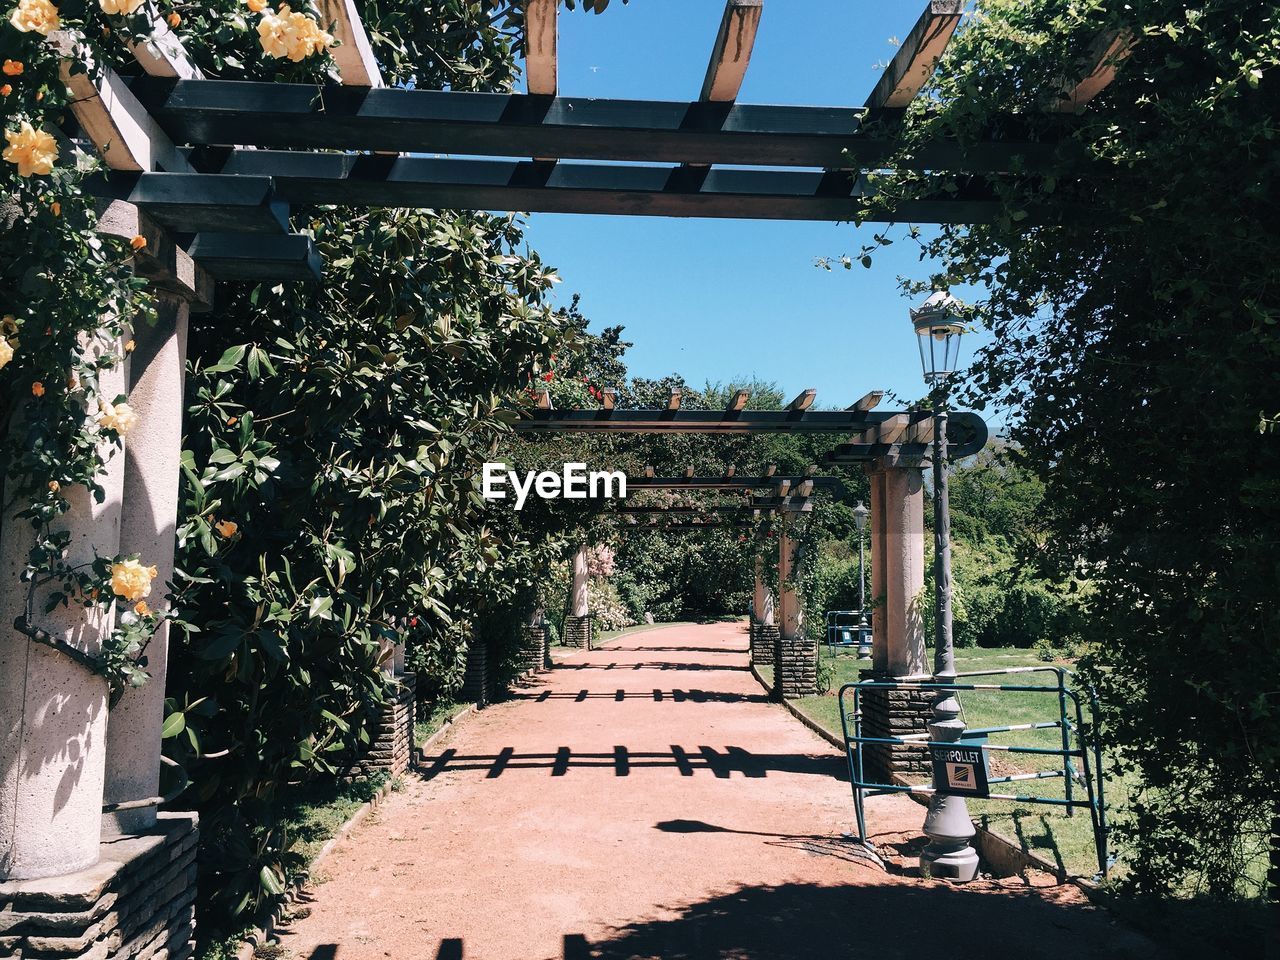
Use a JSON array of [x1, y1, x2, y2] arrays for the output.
[[794, 479, 814, 497], [51, 39, 192, 173], [764, 464, 777, 477], [204, 152, 1005, 224], [318, 0, 384, 87], [126, 7, 202, 79], [752, 495, 812, 513], [524, 0, 557, 96], [537, 389, 552, 410], [623, 475, 845, 495], [701, 0, 763, 102], [727, 389, 751, 413], [138, 80, 1070, 174], [667, 388, 682, 412], [853, 413, 911, 445], [865, 1, 964, 109], [849, 390, 884, 412], [684, 466, 695, 479], [804, 464, 818, 476], [1055, 30, 1135, 112], [187, 233, 322, 281], [644, 464, 655, 478], [776, 478, 791, 497], [89, 172, 288, 234], [724, 465, 736, 477], [601, 388, 616, 411], [787, 388, 817, 412]]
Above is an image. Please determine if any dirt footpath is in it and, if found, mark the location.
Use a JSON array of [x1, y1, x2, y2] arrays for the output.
[[279, 621, 1155, 960]]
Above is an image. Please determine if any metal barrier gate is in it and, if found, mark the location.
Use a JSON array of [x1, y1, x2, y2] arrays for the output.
[[838, 665, 1110, 877]]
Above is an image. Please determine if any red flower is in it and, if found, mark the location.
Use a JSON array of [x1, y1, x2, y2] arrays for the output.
[[542, 372, 554, 382], [409, 617, 419, 627]]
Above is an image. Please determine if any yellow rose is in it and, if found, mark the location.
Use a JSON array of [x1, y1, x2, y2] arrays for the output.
[[0, 338, 12, 370], [3, 121, 57, 178], [99, 0, 144, 14], [98, 399, 139, 435], [245, 0, 265, 11], [257, 5, 333, 62], [8, 0, 59, 35], [214, 519, 239, 538], [110, 558, 157, 602], [134, 600, 151, 616]]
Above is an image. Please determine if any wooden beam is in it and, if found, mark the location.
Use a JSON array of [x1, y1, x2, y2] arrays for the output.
[[1055, 30, 1135, 112], [126, 7, 202, 79], [684, 466, 695, 479], [524, 0, 557, 97], [186, 233, 323, 281], [123, 173, 288, 233], [139, 80, 1071, 174], [644, 464, 655, 478], [727, 388, 751, 413], [601, 388, 616, 410], [537, 389, 553, 410], [51, 38, 192, 173], [667, 388, 682, 412], [724, 465, 736, 478], [865, 1, 964, 109], [788, 388, 817, 411], [853, 413, 911, 445], [701, 0, 763, 102], [794, 479, 814, 497], [804, 464, 818, 476], [849, 390, 884, 412], [764, 464, 777, 477], [318, 0, 384, 87], [776, 478, 792, 497], [207, 151, 1008, 224], [513, 406, 987, 436]]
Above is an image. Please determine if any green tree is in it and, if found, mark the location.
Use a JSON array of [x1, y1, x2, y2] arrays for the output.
[[859, 0, 1280, 906]]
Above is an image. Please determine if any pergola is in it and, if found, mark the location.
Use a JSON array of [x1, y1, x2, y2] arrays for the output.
[[0, 1, 1126, 952]]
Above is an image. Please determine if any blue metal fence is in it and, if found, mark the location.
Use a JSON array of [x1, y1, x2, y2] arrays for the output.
[[837, 665, 1110, 877]]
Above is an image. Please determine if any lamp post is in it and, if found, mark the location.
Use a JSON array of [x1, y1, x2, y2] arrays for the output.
[[853, 501, 871, 659], [912, 291, 980, 882]]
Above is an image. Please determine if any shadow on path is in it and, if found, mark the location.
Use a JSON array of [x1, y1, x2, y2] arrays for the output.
[[416, 745, 848, 781]]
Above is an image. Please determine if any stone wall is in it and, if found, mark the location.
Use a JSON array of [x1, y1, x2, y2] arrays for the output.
[[858, 669, 932, 778], [748, 620, 777, 666], [562, 615, 592, 650], [522, 625, 549, 675], [347, 675, 415, 780], [0, 811, 197, 960], [773, 632, 818, 699]]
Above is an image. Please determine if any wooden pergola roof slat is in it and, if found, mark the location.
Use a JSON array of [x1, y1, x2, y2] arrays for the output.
[[1055, 30, 1135, 112], [700, 0, 763, 103], [92, 172, 289, 234], [524, 0, 557, 96], [318, 0, 384, 88], [865, 0, 964, 110]]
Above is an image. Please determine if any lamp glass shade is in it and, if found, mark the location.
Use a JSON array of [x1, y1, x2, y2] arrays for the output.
[[853, 501, 869, 532], [910, 291, 965, 385]]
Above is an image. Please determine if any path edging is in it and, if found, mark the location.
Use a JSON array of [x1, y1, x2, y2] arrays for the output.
[[234, 701, 482, 960], [748, 659, 1081, 887]]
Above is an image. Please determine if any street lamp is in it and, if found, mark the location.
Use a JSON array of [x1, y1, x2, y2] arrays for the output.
[[911, 291, 980, 882], [853, 501, 871, 659]]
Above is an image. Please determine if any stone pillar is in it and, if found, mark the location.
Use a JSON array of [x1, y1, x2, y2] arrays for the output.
[[0, 339, 126, 881], [563, 543, 593, 649], [102, 295, 189, 837], [749, 557, 776, 666], [861, 459, 931, 779], [460, 637, 489, 706], [773, 519, 817, 698]]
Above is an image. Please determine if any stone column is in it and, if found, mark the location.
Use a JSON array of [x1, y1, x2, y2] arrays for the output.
[[102, 294, 189, 836], [0, 339, 126, 881], [563, 543, 592, 649], [773, 518, 817, 698], [860, 459, 931, 778]]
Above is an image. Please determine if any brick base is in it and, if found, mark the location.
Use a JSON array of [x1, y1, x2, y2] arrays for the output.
[[522, 625, 548, 674], [562, 615, 593, 650], [460, 639, 490, 706], [0, 811, 198, 960], [859, 669, 933, 778], [774, 632, 819, 699], [348, 675, 415, 779], [749, 620, 777, 666]]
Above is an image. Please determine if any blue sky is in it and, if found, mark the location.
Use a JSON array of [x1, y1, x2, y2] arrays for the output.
[[520, 1, 992, 409]]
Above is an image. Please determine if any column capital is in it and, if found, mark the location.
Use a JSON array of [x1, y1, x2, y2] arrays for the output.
[[867, 453, 926, 474], [95, 200, 214, 311]]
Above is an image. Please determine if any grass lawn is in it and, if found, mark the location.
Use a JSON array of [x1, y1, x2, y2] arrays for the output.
[[414, 698, 472, 748], [776, 646, 1120, 880]]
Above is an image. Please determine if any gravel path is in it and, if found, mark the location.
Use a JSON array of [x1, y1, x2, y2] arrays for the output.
[[278, 621, 1155, 960]]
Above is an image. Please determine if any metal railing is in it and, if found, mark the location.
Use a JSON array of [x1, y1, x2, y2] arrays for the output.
[[824, 610, 870, 653], [838, 665, 1110, 877]]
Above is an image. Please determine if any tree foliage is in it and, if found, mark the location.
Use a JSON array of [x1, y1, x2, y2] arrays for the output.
[[861, 0, 1280, 900]]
